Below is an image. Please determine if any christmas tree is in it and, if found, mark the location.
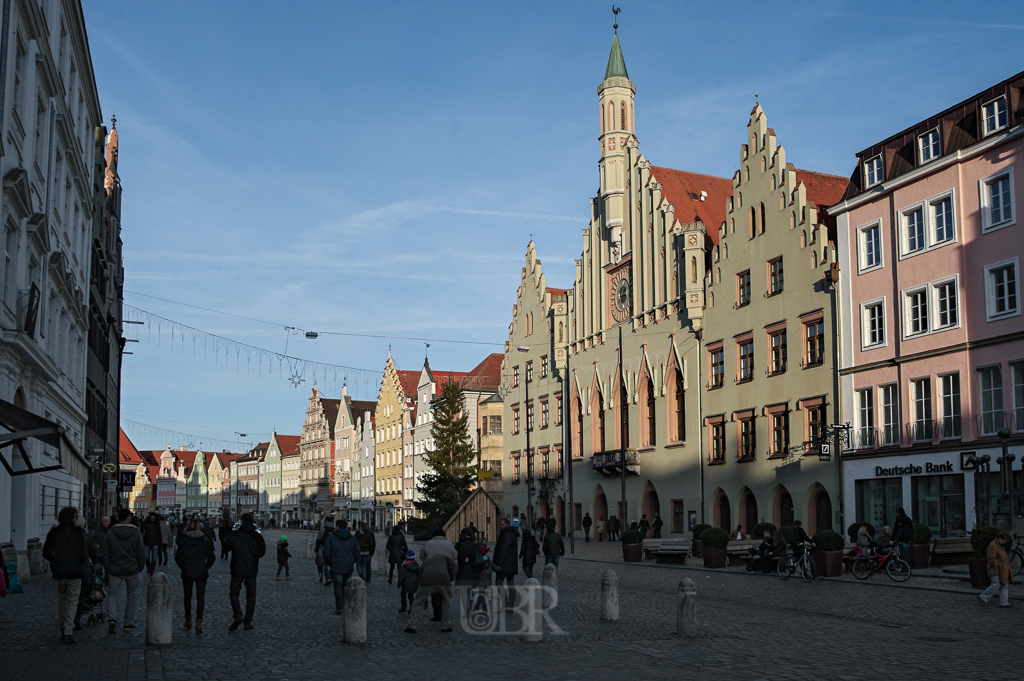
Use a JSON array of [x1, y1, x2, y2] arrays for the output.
[[415, 376, 477, 521]]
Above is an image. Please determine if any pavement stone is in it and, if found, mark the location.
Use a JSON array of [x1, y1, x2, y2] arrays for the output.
[[1, 530, 1020, 680]]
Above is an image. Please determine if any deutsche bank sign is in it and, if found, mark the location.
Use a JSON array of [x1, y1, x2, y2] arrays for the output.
[[875, 461, 954, 477]]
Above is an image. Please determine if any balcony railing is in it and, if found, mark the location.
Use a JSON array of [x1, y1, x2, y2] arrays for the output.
[[879, 424, 900, 447], [975, 411, 1012, 437], [939, 416, 962, 439], [850, 427, 878, 450], [591, 449, 640, 476], [905, 420, 933, 443]]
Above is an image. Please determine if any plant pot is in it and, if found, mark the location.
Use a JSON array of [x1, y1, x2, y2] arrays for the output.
[[622, 543, 643, 562], [691, 540, 703, 558], [703, 546, 727, 568], [909, 544, 930, 569], [813, 550, 844, 577], [968, 557, 991, 589]]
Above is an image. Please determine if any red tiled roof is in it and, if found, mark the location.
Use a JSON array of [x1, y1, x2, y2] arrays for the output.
[[463, 353, 503, 392], [397, 370, 420, 400], [275, 435, 301, 456], [118, 428, 141, 465], [138, 451, 161, 467], [215, 451, 244, 467], [348, 401, 377, 420], [546, 287, 568, 297], [173, 450, 199, 472], [431, 371, 470, 391], [794, 169, 849, 209], [649, 167, 733, 246]]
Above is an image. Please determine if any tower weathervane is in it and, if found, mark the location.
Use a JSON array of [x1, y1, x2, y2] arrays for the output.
[[612, 5, 620, 32]]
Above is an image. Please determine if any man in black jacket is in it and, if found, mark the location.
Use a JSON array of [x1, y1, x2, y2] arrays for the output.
[[355, 522, 376, 582], [582, 513, 593, 543], [492, 518, 519, 611], [892, 508, 914, 564], [43, 507, 89, 644], [141, 512, 162, 575], [223, 513, 266, 631], [542, 527, 565, 568]]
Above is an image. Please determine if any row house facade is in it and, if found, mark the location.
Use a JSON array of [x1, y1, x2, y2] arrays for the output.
[[261, 433, 298, 525], [332, 389, 375, 523], [282, 448, 301, 521], [356, 404, 375, 525], [832, 71, 1024, 538], [298, 384, 339, 521], [375, 355, 416, 527], [184, 451, 208, 515], [1, 0, 110, 556], [234, 444, 265, 518]]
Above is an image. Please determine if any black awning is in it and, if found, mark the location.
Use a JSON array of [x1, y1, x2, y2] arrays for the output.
[[0, 398, 90, 481]]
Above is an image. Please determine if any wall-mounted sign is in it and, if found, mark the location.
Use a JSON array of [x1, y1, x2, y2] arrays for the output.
[[118, 470, 136, 487], [875, 461, 953, 477]]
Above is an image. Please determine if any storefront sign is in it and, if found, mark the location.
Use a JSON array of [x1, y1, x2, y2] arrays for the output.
[[875, 461, 953, 477]]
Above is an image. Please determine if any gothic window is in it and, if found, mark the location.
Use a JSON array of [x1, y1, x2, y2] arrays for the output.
[[748, 207, 756, 238], [759, 203, 766, 235], [620, 102, 626, 130], [691, 256, 697, 284]]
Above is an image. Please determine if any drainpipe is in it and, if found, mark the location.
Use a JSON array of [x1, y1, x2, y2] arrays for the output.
[[696, 328, 705, 525], [829, 272, 843, 532]]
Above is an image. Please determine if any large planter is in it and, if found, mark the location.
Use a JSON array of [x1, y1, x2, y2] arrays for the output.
[[691, 540, 703, 558], [622, 543, 643, 562], [968, 557, 991, 589], [909, 544, 930, 570], [813, 550, 843, 578], [703, 546, 727, 568]]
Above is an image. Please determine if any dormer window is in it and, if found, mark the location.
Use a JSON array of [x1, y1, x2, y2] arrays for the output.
[[864, 156, 883, 188], [983, 97, 1008, 136], [918, 129, 940, 164]]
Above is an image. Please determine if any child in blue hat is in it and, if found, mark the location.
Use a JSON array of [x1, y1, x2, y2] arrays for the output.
[[396, 549, 419, 612]]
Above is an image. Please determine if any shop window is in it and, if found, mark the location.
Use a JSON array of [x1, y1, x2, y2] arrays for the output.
[[913, 474, 965, 538], [855, 478, 903, 532], [672, 500, 685, 534]]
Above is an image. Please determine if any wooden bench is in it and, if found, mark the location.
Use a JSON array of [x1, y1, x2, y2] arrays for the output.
[[726, 539, 761, 566], [655, 539, 691, 564], [641, 539, 664, 560], [931, 537, 972, 566]]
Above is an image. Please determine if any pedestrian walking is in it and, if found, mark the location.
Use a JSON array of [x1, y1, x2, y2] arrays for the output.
[[397, 550, 419, 612], [519, 529, 540, 578], [315, 544, 326, 582], [223, 513, 266, 631], [355, 522, 376, 582], [582, 513, 593, 542], [892, 508, 913, 564], [72, 515, 98, 632], [218, 521, 232, 560], [101, 508, 146, 634], [140, 512, 161, 575], [42, 507, 89, 644], [385, 525, 408, 584], [638, 515, 651, 537], [652, 513, 663, 539], [979, 531, 1014, 608], [454, 527, 484, 616], [543, 526, 565, 567], [158, 515, 172, 565], [321, 519, 361, 615], [420, 527, 458, 621], [174, 519, 215, 633], [404, 545, 457, 634], [609, 515, 621, 541], [276, 536, 292, 580], [315, 517, 335, 586], [596, 516, 606, 542], [492, 517, 519, 611]]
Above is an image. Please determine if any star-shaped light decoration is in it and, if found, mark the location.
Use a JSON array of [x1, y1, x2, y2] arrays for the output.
[[289, 369, 306, 388]]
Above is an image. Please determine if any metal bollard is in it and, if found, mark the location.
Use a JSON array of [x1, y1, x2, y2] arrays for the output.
[[146, 572, 173, 646], [343, 576, 367, 644], [600, 569, 618, 621], [305, 538, 313, 559], [541, 563, 558, 609], [677, 577, 696, 637], [520, 577, 542, 642]]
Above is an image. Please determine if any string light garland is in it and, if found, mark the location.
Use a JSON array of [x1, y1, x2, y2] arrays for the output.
[[121, 418, 264, 453]]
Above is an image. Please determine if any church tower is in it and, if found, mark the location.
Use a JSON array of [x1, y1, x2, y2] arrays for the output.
[[597, 29, 635, 263]]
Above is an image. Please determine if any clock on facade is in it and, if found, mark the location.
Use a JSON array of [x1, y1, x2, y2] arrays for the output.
[[609, 267, 632, 323]]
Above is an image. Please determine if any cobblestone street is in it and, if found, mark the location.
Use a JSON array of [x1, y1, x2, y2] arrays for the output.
[[2, 531, 1020, 680]]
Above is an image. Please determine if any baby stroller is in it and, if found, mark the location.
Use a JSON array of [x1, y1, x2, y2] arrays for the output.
[[81, 563, 107, 627]]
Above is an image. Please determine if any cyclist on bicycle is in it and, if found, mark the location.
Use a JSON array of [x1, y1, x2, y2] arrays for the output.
[[788, 520, 822, 580]]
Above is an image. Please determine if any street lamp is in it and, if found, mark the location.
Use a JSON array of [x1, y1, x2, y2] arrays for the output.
[[967, 453, 993, 527], [997, 428, 1016, 530], [517, 345, 535, 530]]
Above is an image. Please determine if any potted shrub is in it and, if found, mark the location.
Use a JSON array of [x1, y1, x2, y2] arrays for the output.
[[846, 522, 876, 543], [969, 526, 1001, 589], [620, 529, 645, 562], [811, 530, 845, 577], [909, 523, 933, 569], [691, 523, 711, 559], [752, 522, 777, 540], [701, 527, 729, 568]]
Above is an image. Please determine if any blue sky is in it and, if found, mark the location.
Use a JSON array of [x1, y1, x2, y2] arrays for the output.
[[81, 0, 1024, 451]]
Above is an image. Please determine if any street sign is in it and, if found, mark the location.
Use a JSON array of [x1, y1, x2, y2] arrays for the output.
[[118, 470, 136, 487], [819, 443, 831, 462], [106, 479, 117, 491], [102, 463, 117, 473]]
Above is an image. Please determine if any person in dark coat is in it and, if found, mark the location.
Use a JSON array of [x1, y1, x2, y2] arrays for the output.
[[608, 515, 621, 541], [582, 513, 593, 543], [652, 513, 664, 538], [397, 550, 419, 612], [455, 527, 484, 584], [218, 522, 233, 560], [315, 517, 335, 586], [355, 522, 376, 582], [43, 507, 89, 644], [518, 529, 540, 578], [275, 536, 292, 580], [72, 515, 98, 632], [542, 527, 565, 567], [322, 520, 362, 614], [638, 515, 651, 537], [174, 519, 216, 632], [222, 513, 266, 630], [140, 512, 162, 575], [385, 526, 409, 584], [892, 508, 914, 564], [491, 518, 519, 610]]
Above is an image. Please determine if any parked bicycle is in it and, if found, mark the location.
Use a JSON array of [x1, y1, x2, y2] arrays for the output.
[[1009, 533, 1024, 576], [778, 542, 817, 582], [852, 545, 911, 582]]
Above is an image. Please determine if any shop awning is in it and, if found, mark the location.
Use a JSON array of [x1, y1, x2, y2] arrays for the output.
[[0, 398, 90, 482]]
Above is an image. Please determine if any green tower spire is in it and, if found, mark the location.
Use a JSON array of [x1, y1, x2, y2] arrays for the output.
[[604, 33, 629, 80]]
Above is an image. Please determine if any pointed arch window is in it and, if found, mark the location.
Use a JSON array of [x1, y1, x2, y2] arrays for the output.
[[691, 256, 697, 284], [671, 366, 685, 442], [595, 390, 606, 452], [640, 371, 656, 448], [608, 102, 614, 132], [620, 102, 626, 130], [748, 207, 756, 238], [759, 203, 766, 235]]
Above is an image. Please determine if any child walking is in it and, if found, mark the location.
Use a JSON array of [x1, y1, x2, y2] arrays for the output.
[[276, 536, 292, 580], [397, 550, 419, 613]]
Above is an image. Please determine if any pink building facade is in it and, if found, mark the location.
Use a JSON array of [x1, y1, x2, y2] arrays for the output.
[[833, 71, 1024, 538]]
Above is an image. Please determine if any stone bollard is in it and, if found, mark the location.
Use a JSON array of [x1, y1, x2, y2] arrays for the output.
[[305, 538, 313, 559], [28, 540, 45, 576], [600, 569, 618, 620], [541, 563, 558, 609], [520, 577, 542, 642], [343, 576, 367, 644], [146, 572, 172, 646], [677, 577, 696, 637]]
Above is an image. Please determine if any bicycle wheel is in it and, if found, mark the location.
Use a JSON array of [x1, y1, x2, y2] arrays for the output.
[[778, 555, 793, 580], [852, 557, 874, 580], [886, 557, 911, 582], [801, 556, 816, 582], [1010, 549, 1024, 576]]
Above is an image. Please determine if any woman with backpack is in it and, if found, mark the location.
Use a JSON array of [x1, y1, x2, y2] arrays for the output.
[[385, 525, 409, 584], [174, 519, 215, 633]]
